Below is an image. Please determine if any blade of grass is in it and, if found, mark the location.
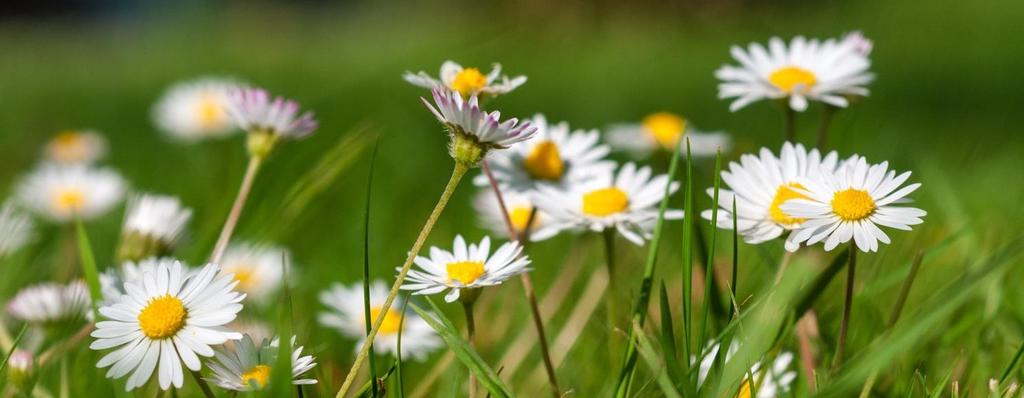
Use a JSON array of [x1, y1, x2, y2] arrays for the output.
[[658, 283, 683, 386], [698, 149, 722, 351], [354, 363, 397, 398], [680, 139, 695, 386], [0, 324, 28, 376], [632, 320, 684, 398], [268, 253, 294, 397], [361, 141, 380, 397], [412, 298, 513, 398], [74, 216, 101, 320]]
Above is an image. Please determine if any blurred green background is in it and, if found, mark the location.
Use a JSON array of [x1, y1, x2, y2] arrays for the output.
[[2, 0, 1023, 396]]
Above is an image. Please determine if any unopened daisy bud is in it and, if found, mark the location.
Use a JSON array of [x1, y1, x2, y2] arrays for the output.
[[6, 350, 35, 390], [16, 164, 126, 223], [421, 88, 536, 166], [404, 60, 526, 100], [0, 201, 33, 258], [44, 129, 107, 165], [117, 194, 193, 262], [225, 87, 318, 159]]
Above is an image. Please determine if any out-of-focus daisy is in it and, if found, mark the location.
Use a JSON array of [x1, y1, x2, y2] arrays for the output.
[[16, 165, 125, 223], [43, 129, 107, 164], [696, 342, 796, 398], [225, 87, 318, 158], [422, 88, 537, 165], [0, 201, 34, 258], [532, 163, 683, 245], [475, 114, 614, 193], [606, 112, 729, 158], [117, 194, 193, 262], [207, 334, 317, 391], [227, 319, 273, 347], [472, 190, 557, 242], [716, 32, 874, 112], [404, 60, 526, 99], [319, 280, 442, 361], [782, 156, 925, 252], [90, 260, 245, 391], [401, 235, 530, 303], [153, 78, 239, 142], [701, 142, 839, 251], [219, 242, 288, 302], [6, 281, 89, 324]]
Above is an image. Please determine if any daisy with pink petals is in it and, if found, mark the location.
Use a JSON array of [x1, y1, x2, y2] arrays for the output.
[[225, 87, 318, 158], [421, 88, 536, 165]]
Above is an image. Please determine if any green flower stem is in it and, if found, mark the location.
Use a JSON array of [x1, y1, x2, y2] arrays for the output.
[[816, 105, 838, 150], [190, 369, 216, 398], [784, 106, 797, 142], [462, 299, 478, 398], [210, 155, 263, 264], [336, 161, 469, 398], [832, 246, 857, 371]]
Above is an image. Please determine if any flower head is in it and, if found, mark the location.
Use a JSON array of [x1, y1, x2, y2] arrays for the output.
[[225, 87, 318, 158], [606, 112, 729, 158], [16, 164, 126, 223], [118, 194, 193, 262], [90, 260, 245, 391], [44, 130, 107, 164], [422, 88, 536, 165], [319, 280, 442, 360], [472, 190, 556, 242], [696, 341, 796, 398], [0, 201, 34, 258], [153, 78, 240, 141], [6, 281, 90, 324], [716, 32, 874, 112], [401, 235, 531, 303], [532, 163, 683, 245], [219, 242, 289, 302], [782, 156, 925, 252], [207, 334, 317, 391], [404, 60, 526, 99]]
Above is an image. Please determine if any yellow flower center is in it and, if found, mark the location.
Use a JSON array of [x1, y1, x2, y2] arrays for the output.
[[48, 131, 87, 162], [735, 378, 754, 398], [54, 188, 86, 213], [447, 261, 486, 286], [137, 295, 187, 339], [769, 183, 810, 226], [582, 188, 630, 217], [241, 364, 271, 389], [642, 112, 687, 149], [369, 306, 404, 335], [768, 66, 817, 93], [196, 94, 224, 129], [509, 206, 537, 232], [523, 140, 565, 181], [226, 266, 258, 293], [450, 68, 488, 98], [831, 189, 876, 221]]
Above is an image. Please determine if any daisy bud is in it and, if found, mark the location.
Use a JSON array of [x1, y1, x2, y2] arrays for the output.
[[6, 350, 35, 390], [225, 87, 318, 159]]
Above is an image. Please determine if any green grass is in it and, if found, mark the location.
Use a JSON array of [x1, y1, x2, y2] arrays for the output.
[[1, 0, 1023, 396]]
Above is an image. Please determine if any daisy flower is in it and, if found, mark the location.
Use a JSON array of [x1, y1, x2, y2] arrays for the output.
[[16, 164, 126, 223], [472, 190, 557, 242], [225, 86, 318, 158], [319, 280, 442, 360], [701, 142, 839, 251], [207, 334, 317, 391], [532, 163, 683, 245], [6, 281, 90, 324], [404, 60, 526, 99], [99, 258, 197, 306], [716, 32, 874, 112], [474, 114, 614, 193], [43, 129, 107, 165], [400, 235, 531, 303], [219, 242, 289, 302], [153, 77, 239, 142], [696, 342, 796, 398], [90, 260, 245, 391], [422, 88, 537, 165], [117, 194, 193, 262], [0, 201, 34, 258], [606, 112, 729, 157], [782, 155, 926, 252]]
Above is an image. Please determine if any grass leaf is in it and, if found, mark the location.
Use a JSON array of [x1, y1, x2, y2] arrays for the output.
[[268, 253, 294, 397], [74, 216, 102, 320], [361, 140, 380, 397], [632, 320, 684, 398]]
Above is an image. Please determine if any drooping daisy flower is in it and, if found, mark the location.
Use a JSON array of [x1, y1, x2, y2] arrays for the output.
[[532, 163, 683, 245], [782, 156, 925, 252], [90, 260, 245, 391], [16, 164, 126, 223], [474, 114, 614, 193], [153, 78, 239, 142], [225, 87, 318, 158], [117, 194, 193, 262], [0, 201, 34, 258], [701, 142, 839, 251], [404, 60, 526, 99], [319, 280, 442, 360], [6, 281, 90, 324], [207, 334, 317, 391], [219, 242, 288, 302], [472, 190, 557, 242], [716, 32, 874, 112], [696, 342, 796, 398], [43, 129, 107, 164], [401, 235, 531, 303], [422, 88, 537, 165], [606, 112, 729, 158]]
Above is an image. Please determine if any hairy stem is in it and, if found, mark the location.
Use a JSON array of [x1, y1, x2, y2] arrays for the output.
[[832, 247, 857, 370], [210, 155, 263, 264], [463, 300, 478, 398]]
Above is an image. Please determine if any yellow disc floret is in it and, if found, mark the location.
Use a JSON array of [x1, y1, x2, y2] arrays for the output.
[[227, 266, 258, 293], [196, 94, 224, 129], [241, 364, 271, 389], [509, 206, 537, 232], [54, 188, 86, 213], [450, 68, 488, 98], [582, 188, 630, 217], [138, 294, 187, 339], [446, 261, 486, 286], [831, 188, 876, 221], [768, 66, 817, 94], [369, 306, 404, 335], [523, 140, 565, 181], [642, 112, 687, 149], [48, 131, 87, 162], [769, 183, 810, 226]]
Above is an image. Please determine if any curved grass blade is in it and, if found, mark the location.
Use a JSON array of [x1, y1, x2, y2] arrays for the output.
[[74, 217, 101, 320], [698, 150, 722, 350], [267, 254, 294, 397], [361, 141, 380, 397], [632, 320, 683, 398]]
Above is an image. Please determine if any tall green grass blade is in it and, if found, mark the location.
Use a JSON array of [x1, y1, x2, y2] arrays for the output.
[[412, 298, 513, 398], [698, 149, 722, 350], [354, 362, 397, 398], [0, 324, 28, 377], [361, 141, 380, 397], [657, 283, 683, 387], [731, 197, 738, 306], [268, 254, 294, 397], [74, 217, 101, 320], [680, 139, 695, 382], [1001, 342, 1024, 385], [632, 320, 683, 398], [794, 248, 851, 317], [612, 128, 682, 396], [928, 366, 955, 398]]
